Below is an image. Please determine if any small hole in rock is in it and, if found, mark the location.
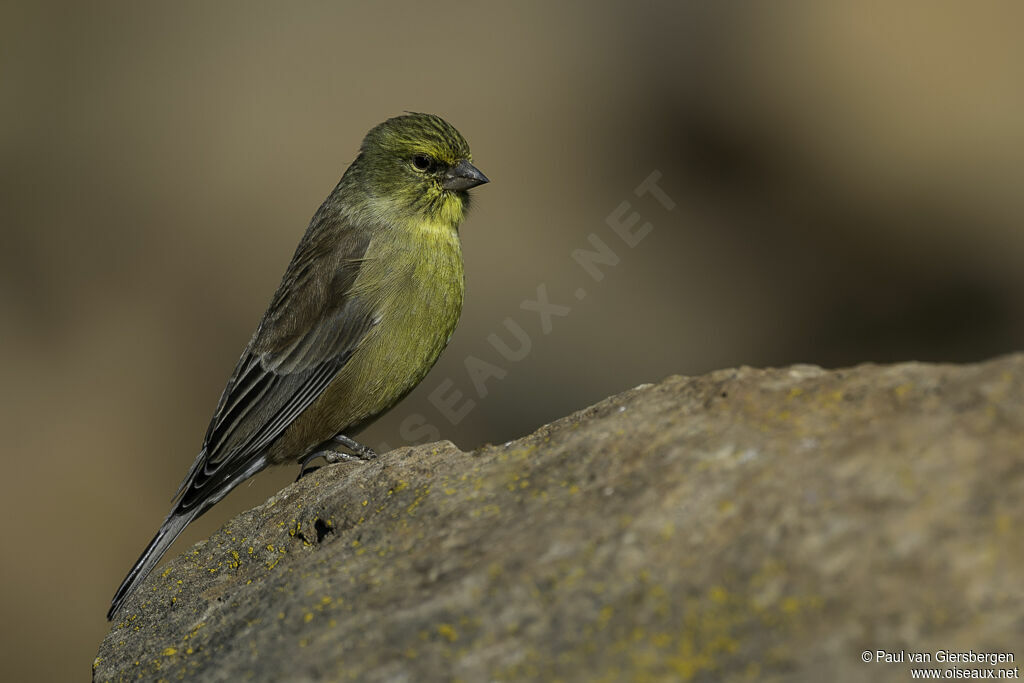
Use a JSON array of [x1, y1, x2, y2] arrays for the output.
[[314, 519, 333, 544]]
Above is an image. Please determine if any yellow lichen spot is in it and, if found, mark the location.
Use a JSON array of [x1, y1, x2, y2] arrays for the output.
[[185, 647, 193, 655], [709, 585, 729, 604], [405, 648, 418, 659], [162, 647, 177, 656], [717, 500, 735, 514], [321, 596, 332, 605], [278, 612, 286, 620], [894, 383, 912, 399], [304, 613, 314, 623], [781, 597, 801, 614], [437, 624, 458, 642], [362, 499, 368, 506], [597, 605, 613, 628], [351, 540, 360, 548], [328, 619, 337, 628], [444, 487, 457, 495], [568, 484, 580, 495], [787, 387, 803, 399]]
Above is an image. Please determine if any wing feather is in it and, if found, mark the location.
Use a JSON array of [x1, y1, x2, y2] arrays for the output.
[[172, 219, 375, 512]]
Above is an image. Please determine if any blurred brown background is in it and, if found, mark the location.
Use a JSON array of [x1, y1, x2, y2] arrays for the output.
[[2, 2, 1022, 680]]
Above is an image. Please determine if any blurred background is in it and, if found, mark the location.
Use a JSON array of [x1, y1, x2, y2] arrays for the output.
[[2, 1, 1022, 680]]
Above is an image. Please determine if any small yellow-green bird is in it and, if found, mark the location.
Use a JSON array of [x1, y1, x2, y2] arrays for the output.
[[107, 113, 488, 620]]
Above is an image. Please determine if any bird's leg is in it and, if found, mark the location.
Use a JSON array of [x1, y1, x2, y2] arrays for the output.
[[296, 434, 378, 480], [329, 433, 378, 460]]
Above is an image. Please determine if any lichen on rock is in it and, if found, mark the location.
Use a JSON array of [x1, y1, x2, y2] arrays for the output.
[[95, 355, 1024, 682]]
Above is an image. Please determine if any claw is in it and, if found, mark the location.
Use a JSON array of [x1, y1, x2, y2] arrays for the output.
[[331, 434, 378, 460], [295, 433, 378, 480]]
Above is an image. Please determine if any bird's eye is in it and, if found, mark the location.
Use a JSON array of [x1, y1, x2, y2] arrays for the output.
[[411, 154, 434, 172]]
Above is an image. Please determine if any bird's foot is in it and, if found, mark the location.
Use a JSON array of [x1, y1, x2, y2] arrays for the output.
[[296, 434, 378, 480], [329, 433, 378, 460]]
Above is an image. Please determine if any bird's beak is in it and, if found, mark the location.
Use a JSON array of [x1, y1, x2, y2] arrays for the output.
[[442, 160, 490, 191]]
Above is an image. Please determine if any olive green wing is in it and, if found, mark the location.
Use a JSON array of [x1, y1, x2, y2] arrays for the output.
[[173, 223, 375, 512]]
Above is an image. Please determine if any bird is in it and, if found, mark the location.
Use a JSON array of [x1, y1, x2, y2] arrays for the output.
[[107, 113, 488, 620]]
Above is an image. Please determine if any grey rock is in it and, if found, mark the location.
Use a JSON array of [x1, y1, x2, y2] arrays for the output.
[[94, 355, 1024, 682]]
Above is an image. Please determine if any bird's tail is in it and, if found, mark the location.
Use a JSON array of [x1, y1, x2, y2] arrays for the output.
[[106, 508, 200, 621]]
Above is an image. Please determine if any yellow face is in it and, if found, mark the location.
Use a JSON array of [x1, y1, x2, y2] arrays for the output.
[[353, 113, 486, 232]]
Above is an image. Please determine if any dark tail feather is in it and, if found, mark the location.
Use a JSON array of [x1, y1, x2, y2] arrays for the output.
[[107, 508, 200, 620]]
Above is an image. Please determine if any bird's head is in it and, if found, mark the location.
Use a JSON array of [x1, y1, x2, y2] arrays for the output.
[[350, 112, 489, 229]]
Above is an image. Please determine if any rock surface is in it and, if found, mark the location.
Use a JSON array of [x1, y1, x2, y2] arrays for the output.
[[95, 355, 1024, 682]]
